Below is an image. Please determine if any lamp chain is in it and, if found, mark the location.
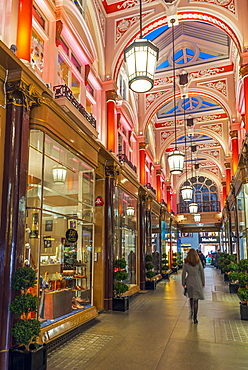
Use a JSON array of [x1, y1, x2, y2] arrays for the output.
[[139, 0, 142, 39], [171, 19, 177, 149], [184, 100, 187, 183]]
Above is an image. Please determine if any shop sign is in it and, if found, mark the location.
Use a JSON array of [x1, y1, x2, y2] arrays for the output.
[[95, 196, 104, 206], [199, 236, 220, 244], [66, 229, 78, 243]]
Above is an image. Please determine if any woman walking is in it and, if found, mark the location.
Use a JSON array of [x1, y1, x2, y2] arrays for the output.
[[182, 248, 205, 324]]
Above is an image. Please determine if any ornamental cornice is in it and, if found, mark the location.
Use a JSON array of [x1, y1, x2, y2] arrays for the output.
[[190, 0, 235, 15], [229, 130, 238, 139]]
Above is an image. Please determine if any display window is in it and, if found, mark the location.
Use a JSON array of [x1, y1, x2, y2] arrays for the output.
[[26, 130, 95, 323], [114, 189, 137, 284], [238, 185, 248, 259]]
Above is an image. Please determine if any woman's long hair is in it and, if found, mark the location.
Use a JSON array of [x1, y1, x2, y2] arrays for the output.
[[185, 248, 200, 266]]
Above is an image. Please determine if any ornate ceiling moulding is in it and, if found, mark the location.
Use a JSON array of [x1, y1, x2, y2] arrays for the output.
[[201, 123, 223, 136], [156, 113, 227, 129], [197, 141, 220, 149], [115, 10, 153, 44], [201, 149, 220, 160], [145, 90, 170, 109], [197, 79, 227, 97], [190, 0, 235, 15], [93, 0, 106, 44], [154, 65, 233, 87], [102, 0, 155, 13]]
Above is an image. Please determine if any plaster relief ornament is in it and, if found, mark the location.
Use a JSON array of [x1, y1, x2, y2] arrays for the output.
[[201, 123, 222, 135], [146, 90, 170, 109], [116, 12, 152, 44], [194, 114, 225, 122], [191, 0, 235, 14], [198, 80, 227, 96], [93, 0, 105, 41]]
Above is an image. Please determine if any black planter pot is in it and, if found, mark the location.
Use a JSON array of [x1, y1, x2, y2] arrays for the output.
[[240, 302, 248, 320], [9, 344, 47, 370], [224, 273, 229, 282], [113, 297, 129, 312], [229, 283, 239, 293], [145, 280, 156, 290], [172, 267, 178, 273], [162, 273, 170, 280]]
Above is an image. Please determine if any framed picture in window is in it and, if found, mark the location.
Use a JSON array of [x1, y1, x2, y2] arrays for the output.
[[45, 220, 53, 232], [68, 219, 77, 230]]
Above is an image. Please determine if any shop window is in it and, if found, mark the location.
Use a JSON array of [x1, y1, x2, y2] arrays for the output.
[[26, 130, 95, 321], [58, 55, 69, 85], [71, 53, 81, 73], [33, 5, 45, 29], [60, 38, 69, 56], [31, 30, 44, 76], [86, 99, 92, 113], [114, 189, 137, 284], [86, 82, 94, 97]]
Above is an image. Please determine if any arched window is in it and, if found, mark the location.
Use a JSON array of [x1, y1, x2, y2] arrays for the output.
[[179, 176, 219, 213]]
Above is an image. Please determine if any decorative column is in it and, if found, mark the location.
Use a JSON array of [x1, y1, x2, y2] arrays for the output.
[[16, 0, 33, 61], [146, 197, 152, 255], [139, 189, 147, 290], [156, 170, 162, 203], [106, 90, 118, 153], [222, 181, 227, 208], [104, 165, 116, 310], [240, 65, 248, 132], [0, 79, 41, 369], [166, 185, 171, 213], [225, 162, 231, 195], [230, 130, 239, 175], [139, 142, 146, 185]]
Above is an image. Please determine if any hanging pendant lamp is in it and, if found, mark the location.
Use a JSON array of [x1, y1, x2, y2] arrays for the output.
[[194, 213, 201, 223], [124, 0, 159, 93], [181, 97, 192, 201], [189, 202, 198, 214], [168, 18, 184, 174]]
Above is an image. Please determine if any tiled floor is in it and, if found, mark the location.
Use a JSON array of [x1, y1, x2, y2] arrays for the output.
[[47, 267, 248, 370]]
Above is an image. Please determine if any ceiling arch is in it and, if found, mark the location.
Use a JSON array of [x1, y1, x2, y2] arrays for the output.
[[113, 9, 243, 81]]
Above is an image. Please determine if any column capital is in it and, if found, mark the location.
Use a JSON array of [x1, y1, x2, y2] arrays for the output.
[[7, 80, 43, 111], [229, 130, 238, 139], [221, 181, 226, 186], [224, 162, 231, 169], [156, 169, 162, 176], [106, 90, 118, 102], [139, 142, 147, 150], [240, 63, 248, 78]]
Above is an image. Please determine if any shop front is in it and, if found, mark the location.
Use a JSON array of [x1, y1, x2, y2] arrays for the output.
[[28, 97, 99, 344]]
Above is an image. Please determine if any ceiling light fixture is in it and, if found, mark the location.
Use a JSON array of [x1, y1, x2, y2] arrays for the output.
[[124, 0, 159, 93]]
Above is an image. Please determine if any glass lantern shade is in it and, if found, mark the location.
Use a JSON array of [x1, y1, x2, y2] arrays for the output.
[[52, 165, 67, 184], [168, 149, 185, 174], [189, 202, 198, 214], [126, 205, 135, 217], [181, 185, 193, 202], [124, 39, 159, 93], [194, 213, 201, 223]]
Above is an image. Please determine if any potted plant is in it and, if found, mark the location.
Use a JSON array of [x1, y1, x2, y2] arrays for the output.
[[171, 252, 178, 273], [9, 266, 47, 370], [237, 259, 248, 320], [176, 252, 183, 269], [113, 258, 129, 312], [162, 253, 170, 279], [228, 271, 239, 293], [145, 255, 157, 290]]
